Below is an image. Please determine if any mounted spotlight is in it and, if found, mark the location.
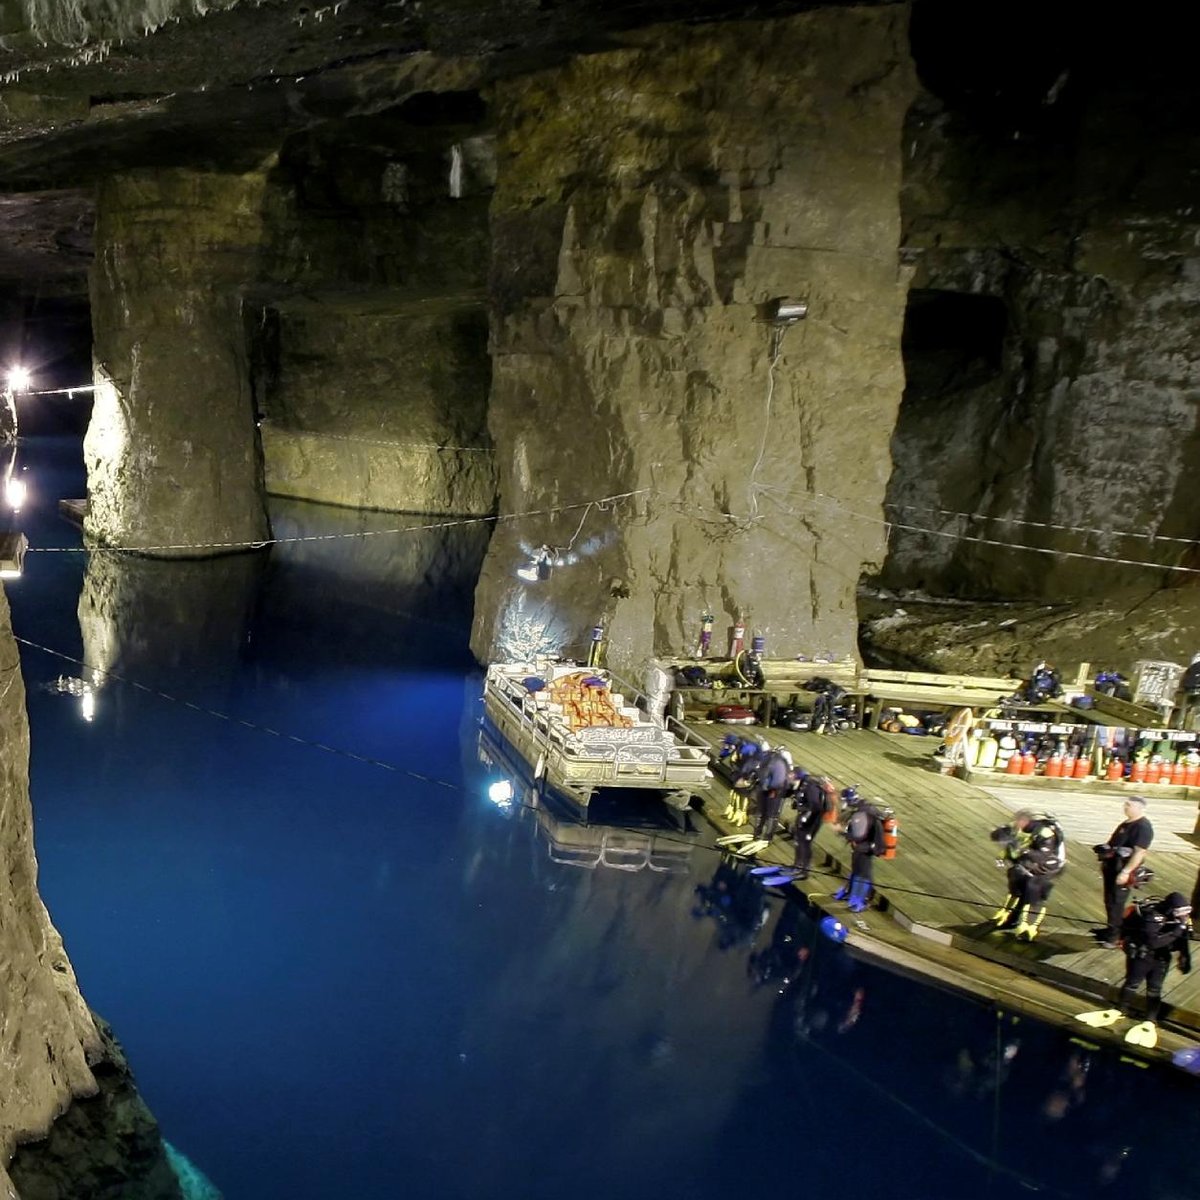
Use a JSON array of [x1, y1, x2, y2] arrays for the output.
[[4, 476, 25, 511], [6, 366, 30, 393], [763, 297, 809, 325], [516, 545, 555, 583]]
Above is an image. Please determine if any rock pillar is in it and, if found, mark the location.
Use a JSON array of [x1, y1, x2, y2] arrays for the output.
[[0, 585, 105, 1195], [472, 9, 916, 668], [86, 168, 270, 556]]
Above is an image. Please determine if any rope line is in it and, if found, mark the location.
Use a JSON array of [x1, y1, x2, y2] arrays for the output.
[[12, 629, 1127, 930], [746, 485, 1200, 576], [260, 423, 494, 454], [886, 501, 1200, 547], [24, 488, 649, 556]]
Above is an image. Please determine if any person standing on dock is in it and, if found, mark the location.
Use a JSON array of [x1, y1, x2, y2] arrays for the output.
[[1118, 892, 1192, 1020], [788, 769, 829, 881], [988, 810, 1066, 942], [1094, 797, 1154, 949], [834, 792, 883, 913]]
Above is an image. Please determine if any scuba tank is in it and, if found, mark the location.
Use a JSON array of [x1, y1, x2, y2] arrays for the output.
[[878, 808, 899, 860], [975, 735, 1000, 769], [996, 735, 1017, 770]]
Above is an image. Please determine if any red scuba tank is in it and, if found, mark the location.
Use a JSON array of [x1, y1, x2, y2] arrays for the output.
[[878, 809, 899, 860]]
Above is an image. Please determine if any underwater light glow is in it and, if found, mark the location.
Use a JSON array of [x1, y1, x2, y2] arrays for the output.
[[5, 476, 25, 510], [488, 779, 514, 807]]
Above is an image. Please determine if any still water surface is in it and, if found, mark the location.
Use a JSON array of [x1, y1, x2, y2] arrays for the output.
[[7, 436, 1195, 1200]]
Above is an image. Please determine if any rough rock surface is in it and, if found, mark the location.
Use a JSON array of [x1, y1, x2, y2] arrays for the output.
[[882, 48, 1200, 601], [472, 9, 916, 669], [260, 294, 495, 514], [84, 167, 271, 555], [0, 585, 106, 1197], [860, 584, 1200, 680], [8, 1019, 183, 1200]]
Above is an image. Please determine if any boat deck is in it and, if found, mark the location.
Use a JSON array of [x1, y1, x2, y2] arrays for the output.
[[685, 722, 1200, 1041]]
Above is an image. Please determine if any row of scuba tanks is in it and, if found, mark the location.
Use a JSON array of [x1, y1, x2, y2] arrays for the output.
[[970, 731, 1200, 785]]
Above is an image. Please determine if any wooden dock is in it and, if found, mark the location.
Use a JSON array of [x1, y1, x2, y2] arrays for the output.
[[685, 720, 1200, 1057]]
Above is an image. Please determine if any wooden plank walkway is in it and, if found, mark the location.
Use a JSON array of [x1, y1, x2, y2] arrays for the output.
[[686, 722, 1200, 1036]]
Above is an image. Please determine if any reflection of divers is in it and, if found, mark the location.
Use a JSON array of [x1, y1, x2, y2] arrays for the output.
[[944, 1015, 1022, 1100], [1041, 1046, 1091, 1122], [692, 859, 769, 950], [747, 899, 809, 991]]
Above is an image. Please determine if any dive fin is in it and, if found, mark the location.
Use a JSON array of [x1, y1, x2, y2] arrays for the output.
[[750, 864, 790, 875], [735, 839, 770, 857], [1073, 1009, 1123, 1029], [759, 872, 800, 887], [1124, 1021, 1158, 1048], [716, 833, 754, 846]]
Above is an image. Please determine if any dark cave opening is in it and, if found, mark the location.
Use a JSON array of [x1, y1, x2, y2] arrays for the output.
[[900, 288, 1007, 396]]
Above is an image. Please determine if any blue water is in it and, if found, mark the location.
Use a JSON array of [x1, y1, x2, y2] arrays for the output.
[[7, 436, 1196, 1200]]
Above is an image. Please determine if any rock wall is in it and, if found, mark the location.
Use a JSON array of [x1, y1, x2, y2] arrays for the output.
[[8, 1019, 183, 1200], [86, 168, 270, 556], [260, 294, 494, 514], [0, 585, 108, 1197], [256, 117, 497, 514], [882, 59, 1200, 600], [472, 9, 916, 668]]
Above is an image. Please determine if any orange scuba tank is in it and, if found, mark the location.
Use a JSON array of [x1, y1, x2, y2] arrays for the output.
[[1006, 751, 1024, 776], [1130, 759, 1147, 783], [1106, 758, 1124, 782], [1020, 752, 1036, 775], [1072, 755, 1091, 779], [878, 808, 899, 860], [1045, 753, 1064, 779]]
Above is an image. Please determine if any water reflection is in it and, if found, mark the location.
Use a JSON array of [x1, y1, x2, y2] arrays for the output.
[[259, 497, 489, 670], [78, 550, 265, 699], [9, 435, 1200, 1200], [477, 722, 696, 875]]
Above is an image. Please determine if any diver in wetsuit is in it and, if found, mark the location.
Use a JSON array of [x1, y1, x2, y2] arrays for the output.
[[1119, 892, 1193, 1020], [751, 747, 792, 841], [989, 810, 1066, 942], [834, 791, 881, 913], [788, 770, 828, 880]]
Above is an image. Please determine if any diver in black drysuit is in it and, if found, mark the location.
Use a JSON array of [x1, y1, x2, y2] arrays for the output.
[[789, 771, 827, 880], [834, 796, 881, 913], [751, 749, 792, 841], [1119, 892, 1193, 1020]]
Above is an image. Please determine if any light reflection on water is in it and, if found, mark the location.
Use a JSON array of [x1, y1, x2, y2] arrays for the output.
[[5, 437, 1196, 1200]]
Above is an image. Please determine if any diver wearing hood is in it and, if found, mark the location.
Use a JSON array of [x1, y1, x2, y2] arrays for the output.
[[1118, 892, 1193, 1020], [989, 810, 1066, 942]]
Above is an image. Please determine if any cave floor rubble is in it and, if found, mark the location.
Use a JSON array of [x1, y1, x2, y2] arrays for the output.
[[687, 724, 1200, 1063]]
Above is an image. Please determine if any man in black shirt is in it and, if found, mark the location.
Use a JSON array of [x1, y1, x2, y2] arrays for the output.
[[1094, 796, 1153, 948]]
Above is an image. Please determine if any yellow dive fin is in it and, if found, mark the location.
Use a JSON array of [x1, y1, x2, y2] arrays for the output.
[[1073, 1009, 1123, 1028], [1124, 1021, 1158, 1048]]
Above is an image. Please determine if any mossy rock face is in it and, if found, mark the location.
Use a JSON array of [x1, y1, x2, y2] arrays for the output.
[[473, 9, 918, 668]]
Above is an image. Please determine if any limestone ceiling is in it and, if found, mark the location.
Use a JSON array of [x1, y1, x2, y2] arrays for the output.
[[0, 0, 883, 290]]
